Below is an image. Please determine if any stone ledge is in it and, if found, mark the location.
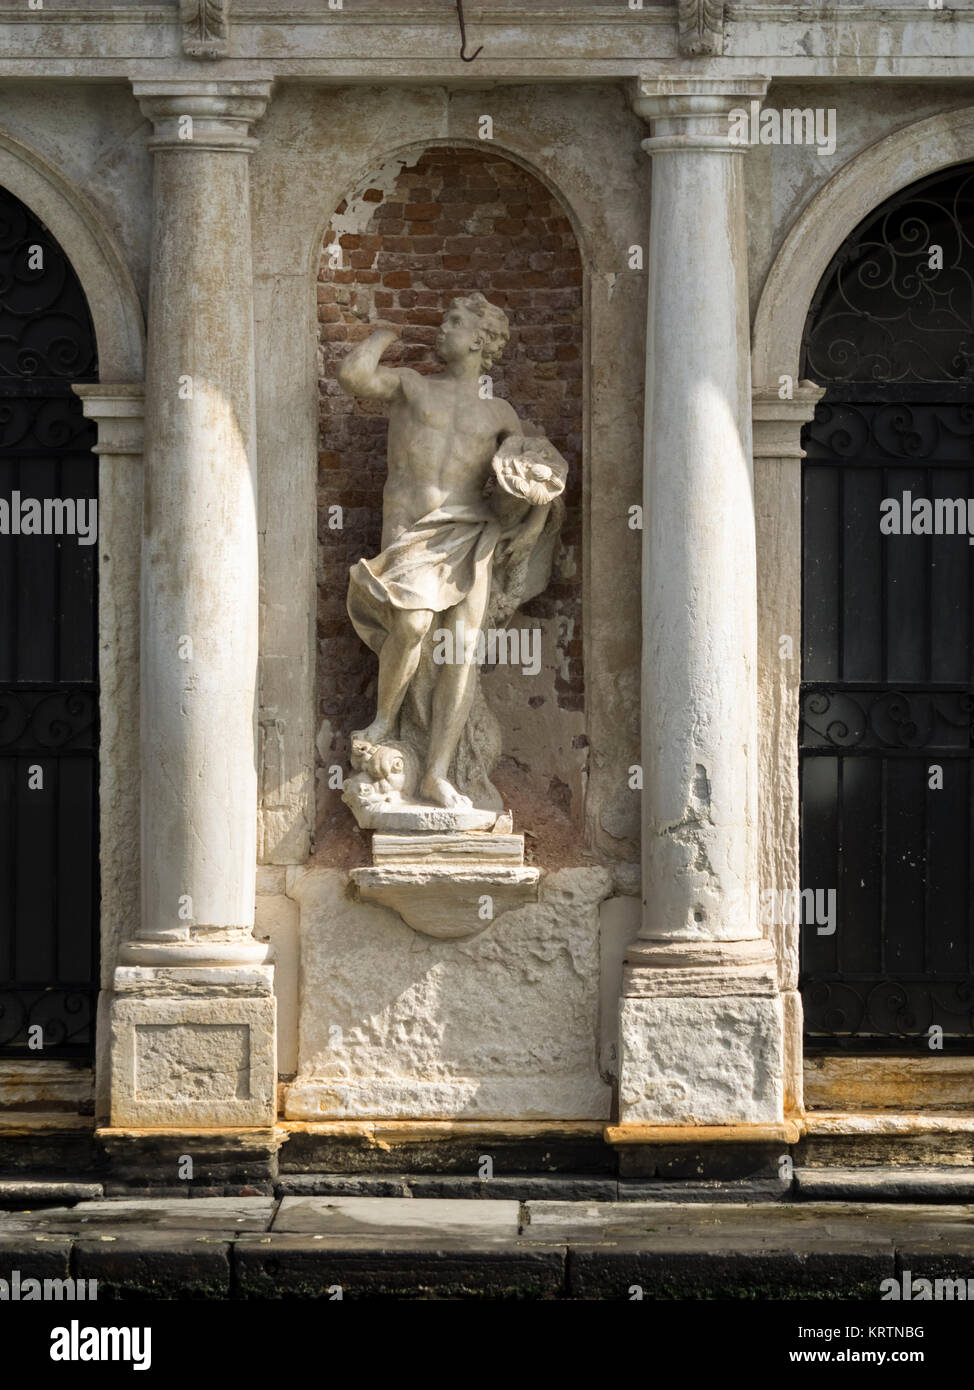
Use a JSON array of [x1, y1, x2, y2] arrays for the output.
[[805, 1110, 974, 1136], [606, 1120, 804, 1145], [277, 1119, 613, 1176], [794, 1166, 974, 1203], [73, 1235, 233, 1300], [0, 1180, 103, 1207]]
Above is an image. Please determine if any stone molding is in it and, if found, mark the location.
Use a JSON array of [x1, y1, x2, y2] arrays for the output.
[[625, 937, 780, 998], [1, 6, 971, 78], [631, 75, 769, 138], [0, 130, 144, 382], [606, 1118, 803, 1145]]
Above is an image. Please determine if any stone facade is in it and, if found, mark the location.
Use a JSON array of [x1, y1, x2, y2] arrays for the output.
[[0, 2, 972, 1167]]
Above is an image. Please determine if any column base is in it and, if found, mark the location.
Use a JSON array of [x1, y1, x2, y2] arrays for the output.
[[109, 965, 277, 1128], [618, 939, 784, 1127], [118, 939, 273, 966]]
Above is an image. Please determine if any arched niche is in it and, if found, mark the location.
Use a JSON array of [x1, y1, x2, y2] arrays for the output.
[[314, 141, 587, 861]]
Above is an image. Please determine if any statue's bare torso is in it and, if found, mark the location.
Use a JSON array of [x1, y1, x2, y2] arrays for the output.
[[382, 371, 518, 546]]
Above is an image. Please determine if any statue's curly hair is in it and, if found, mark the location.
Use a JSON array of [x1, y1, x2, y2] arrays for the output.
[[449, 292, 510, 370]]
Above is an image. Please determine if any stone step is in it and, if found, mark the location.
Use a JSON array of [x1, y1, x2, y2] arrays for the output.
[[2, 1195, 974, 1299], [794, 1165, 974, 1202]]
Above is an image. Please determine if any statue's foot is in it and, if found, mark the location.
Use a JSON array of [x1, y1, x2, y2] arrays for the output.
[[421, 773, 473, 810], [352, 721, 392, 747]]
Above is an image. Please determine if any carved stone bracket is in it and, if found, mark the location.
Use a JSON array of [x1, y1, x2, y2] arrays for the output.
[[678, 0, 725, 56], [181, 0, 230, 60], [351, 832, 539, 940]]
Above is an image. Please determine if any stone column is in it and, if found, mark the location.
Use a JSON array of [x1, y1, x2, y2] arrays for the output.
[[127, 80, 271, 967], [108, 81, 276, 1129], [617, 78, 787, 1132]]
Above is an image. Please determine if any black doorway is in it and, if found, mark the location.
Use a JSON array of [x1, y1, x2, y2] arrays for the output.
[[800, 163, 974, 1048], [0, 184, 99, 1058]]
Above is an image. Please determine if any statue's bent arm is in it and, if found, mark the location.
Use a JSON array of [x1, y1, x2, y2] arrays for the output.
[[337, 326, 416, 402]]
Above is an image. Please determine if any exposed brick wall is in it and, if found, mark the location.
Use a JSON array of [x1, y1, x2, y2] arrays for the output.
[[316, 145, 583, 833]]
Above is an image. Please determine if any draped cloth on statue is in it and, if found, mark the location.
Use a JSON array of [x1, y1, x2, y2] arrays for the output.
[[347, 503, 503, 654], [345, 482, 563, 811]]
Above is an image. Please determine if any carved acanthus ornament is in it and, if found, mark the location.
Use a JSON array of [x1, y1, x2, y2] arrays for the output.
[[180, 0, 230, 60], [678, 0, 725, 56]]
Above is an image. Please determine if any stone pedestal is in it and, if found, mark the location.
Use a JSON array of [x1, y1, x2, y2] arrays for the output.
[[107, 80, 276, 1129], [619, 78, 784, 1130]]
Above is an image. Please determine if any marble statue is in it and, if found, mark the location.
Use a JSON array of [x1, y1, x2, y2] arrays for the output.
[[338, 292, 567, 828]]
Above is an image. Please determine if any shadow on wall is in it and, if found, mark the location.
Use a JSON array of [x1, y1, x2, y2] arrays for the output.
[[315, 144, 587, 866]]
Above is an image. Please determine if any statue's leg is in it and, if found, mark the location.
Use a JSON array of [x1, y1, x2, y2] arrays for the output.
[[356, 606, 433, 744], [422, 563, 491, 809]]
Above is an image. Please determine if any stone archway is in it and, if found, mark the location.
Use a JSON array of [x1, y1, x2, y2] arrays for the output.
[[752, 108, 974, 392]]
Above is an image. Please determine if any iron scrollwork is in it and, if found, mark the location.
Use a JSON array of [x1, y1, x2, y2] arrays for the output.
[[0, 187, 97, 381], [803, 979, 974, 1040], [805, 400, 974, 462], [803, 167, 974, 385], [801, 688, 974, 752], [0, 988, 94, 1053], [0, 688, 96, 754]]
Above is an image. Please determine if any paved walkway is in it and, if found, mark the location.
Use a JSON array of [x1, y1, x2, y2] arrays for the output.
[[1, 1192, 972, 1298]]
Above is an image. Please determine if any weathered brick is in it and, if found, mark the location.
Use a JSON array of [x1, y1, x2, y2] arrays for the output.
[[403, 202, 441, 220]]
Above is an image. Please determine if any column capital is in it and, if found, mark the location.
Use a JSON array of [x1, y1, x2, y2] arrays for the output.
[[630, 76, 769, 151], [73, 382, 145, 457], [752, 381, 826, 459], [132, 78, 273, 154]]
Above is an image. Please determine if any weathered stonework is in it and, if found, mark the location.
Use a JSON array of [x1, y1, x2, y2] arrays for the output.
[[0, 3, 970, 1148], [619, 995, 784, 1127], [285, 866, 613, 1120]]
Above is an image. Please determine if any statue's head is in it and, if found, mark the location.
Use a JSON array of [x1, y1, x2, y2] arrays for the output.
[[436, 292, 510, 370]]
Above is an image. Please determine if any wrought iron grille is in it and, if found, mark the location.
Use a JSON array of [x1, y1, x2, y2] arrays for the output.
[[800, 164, 974, 1047], [0, 184, 98, 1058], [803, 166, 974, 387]]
